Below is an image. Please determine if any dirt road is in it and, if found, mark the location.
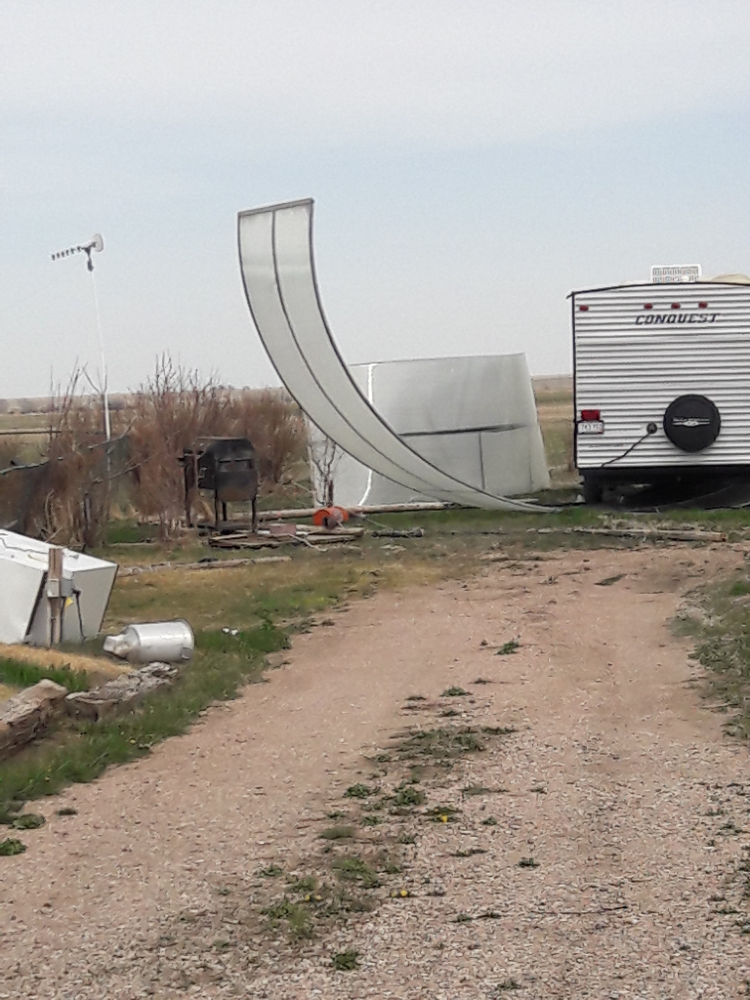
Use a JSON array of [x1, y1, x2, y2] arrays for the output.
[[1, 545, 749, 999]]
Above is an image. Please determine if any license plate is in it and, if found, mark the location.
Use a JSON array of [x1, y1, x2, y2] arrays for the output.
[[578, 420, 604, 435]]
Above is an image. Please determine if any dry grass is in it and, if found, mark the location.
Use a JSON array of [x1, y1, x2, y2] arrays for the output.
[[0, 644, 130, 682], [534, 388, 575, 485]]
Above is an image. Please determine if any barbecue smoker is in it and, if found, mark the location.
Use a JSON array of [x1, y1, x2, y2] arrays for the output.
[[571, 280, 750, 502], [182, 437, 258, 530]]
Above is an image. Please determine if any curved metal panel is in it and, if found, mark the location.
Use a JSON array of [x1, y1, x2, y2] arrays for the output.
[[238, 198, 547, 511]]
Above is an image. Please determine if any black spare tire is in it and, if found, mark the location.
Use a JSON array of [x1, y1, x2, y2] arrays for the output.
[[663, 394, 721, 452]]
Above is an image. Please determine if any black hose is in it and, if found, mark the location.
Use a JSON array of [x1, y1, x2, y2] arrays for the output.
[[600, 424, 658, 467]]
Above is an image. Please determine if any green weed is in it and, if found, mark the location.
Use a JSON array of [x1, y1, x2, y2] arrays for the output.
[[332, 856, 381, 889], [261, 899, 314, 939], [0, 657, 89, 693], [11, 813, 45, 830], [258, 864, 284, 877], [0, 838, 26, 856], [393, 785, 426, 807], [496, 640, 520, 656], [332, 950, 359, 971], [344, 783, 376, 799]]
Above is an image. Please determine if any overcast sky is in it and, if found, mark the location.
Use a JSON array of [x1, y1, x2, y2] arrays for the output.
[[1, 0, 750, 397]]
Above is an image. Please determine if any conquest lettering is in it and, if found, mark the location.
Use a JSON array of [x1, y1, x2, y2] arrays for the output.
[[633, 311, 719, 326]]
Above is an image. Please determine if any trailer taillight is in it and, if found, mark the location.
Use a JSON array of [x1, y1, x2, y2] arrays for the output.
[[643, 303, 653, 309], [698, 301, 708, 309], [580, 409, 601, 421], [671, 302, 681, 309], [578, 305, 589, 312]]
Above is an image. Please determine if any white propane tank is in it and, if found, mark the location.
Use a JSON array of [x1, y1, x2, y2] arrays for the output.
[[103, 620, 194, 664]]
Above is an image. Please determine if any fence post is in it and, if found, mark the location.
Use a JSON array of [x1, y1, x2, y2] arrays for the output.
[[47, 546, 63, 646]]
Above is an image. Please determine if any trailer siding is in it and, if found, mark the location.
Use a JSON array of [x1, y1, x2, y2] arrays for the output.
[[572, 283, 750, 470]]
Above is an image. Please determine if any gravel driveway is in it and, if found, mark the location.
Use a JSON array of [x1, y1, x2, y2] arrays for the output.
[[1, 544, 749, 999]]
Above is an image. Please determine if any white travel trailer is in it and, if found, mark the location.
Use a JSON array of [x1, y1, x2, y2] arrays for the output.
[[571, 279, 750, 502]]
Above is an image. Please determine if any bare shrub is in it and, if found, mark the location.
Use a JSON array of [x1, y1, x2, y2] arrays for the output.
[[128, 357, 228, 538], [42, 375, 111, 548], [0, 438, 37, 532], [223, 390, 307, 486], [308, 432, 341, 506], [129, 360, 308, 535], [2, 356, 309, 544], [0, 372, 115, 547]]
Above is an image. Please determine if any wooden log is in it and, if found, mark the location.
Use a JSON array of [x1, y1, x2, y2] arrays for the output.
[[118, 555, 292, 577], [257, 501, 448, 521], [532, 526, 727, 543]]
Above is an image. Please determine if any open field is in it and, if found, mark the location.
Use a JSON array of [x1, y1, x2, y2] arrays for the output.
[[2, 507, 750, 996], [0, 381, 578, 490]]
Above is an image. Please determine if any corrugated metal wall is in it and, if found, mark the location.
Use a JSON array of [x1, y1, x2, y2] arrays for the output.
[[573, 283, 750, 469]]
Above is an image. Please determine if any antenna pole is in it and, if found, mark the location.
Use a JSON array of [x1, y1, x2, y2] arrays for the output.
[[89, 265, 111, 442]]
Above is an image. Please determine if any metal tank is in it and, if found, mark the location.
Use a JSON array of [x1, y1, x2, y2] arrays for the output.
[[103, 620, 194, 664]]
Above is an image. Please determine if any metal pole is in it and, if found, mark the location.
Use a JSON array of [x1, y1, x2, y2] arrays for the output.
[[89, 267, 111, 442]]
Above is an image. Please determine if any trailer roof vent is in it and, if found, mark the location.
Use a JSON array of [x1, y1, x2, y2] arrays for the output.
[[643, 303, 653, 310], [578, 304, 589, 312], [671, 302, 681, 309], [698, 301, 708, 308]]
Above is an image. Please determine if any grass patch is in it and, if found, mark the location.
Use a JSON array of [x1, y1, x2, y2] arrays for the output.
[[395, 727, 486, 764], [261, 899, 314, 939], [674, 574, 750, 740], [332, 856, 381, 889], [258, 864, 284, 877], [427, 804, 461, 823], [344, 783, 377, 799], [393, 784, 426, 807], [518, 857, 540, 868], [319, 826, 356, 841], [0, 838, 26, 856], [287, 875, 317, 893], [332, 950, 359, 971], [496, 640, 520, 656], [442, 686, 469, 697], [0, 657, 89, 693], [11, 813, 45, 830]]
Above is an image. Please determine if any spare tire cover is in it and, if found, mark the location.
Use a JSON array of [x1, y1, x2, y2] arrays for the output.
[[663, 394, 721, 452]]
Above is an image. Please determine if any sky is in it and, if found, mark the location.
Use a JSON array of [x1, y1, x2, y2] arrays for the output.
[[1, 0, 750, 398]]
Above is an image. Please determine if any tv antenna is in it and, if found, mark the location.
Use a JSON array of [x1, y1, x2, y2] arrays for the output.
[[50, 234, 111, 442]]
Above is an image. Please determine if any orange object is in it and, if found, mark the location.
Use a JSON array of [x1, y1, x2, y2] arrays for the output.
[[312, 506, 349, 529]]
